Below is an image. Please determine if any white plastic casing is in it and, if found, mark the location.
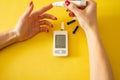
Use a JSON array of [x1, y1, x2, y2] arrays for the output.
[[53, 31, 68, 56], [52, 1, 87, 7]]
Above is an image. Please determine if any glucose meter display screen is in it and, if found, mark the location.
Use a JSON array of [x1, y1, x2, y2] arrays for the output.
[[55, 35, 66, 48]]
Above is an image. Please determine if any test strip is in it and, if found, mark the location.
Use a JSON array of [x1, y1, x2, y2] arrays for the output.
[[67, 19, 76, 25], [73, 26, 79, 34], [61, 22, 64, 31]]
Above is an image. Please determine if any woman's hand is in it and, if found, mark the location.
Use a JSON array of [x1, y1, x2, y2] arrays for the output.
[[14, 2, 57, 42], [66, 0, 98, 32], [66, 1, 114, 80]]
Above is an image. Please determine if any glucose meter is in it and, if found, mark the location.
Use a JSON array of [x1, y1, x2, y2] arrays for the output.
[[53, 22, 68, 56]]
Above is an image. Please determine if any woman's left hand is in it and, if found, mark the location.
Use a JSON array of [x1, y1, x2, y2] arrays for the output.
[[14, 2, 57, 42]]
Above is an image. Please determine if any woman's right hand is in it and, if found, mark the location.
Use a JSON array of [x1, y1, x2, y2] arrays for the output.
[[66, 0, 98, 32]]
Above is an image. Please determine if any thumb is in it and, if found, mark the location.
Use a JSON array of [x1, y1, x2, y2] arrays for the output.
[[23, 1, 34, 18], [66, 1, 81, 16]]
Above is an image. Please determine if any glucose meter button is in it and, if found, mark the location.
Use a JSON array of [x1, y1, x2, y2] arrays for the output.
[[59, 50, 62, 54], [62, 50, 66, 54], [55, 50, 59, 54]]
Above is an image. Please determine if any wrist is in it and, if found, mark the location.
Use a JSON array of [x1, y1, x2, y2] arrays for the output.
[[8, 29, 18, 43], [0, 29, 19, 49], [83, 24, 100, 39], [84, 23, 99, 35]]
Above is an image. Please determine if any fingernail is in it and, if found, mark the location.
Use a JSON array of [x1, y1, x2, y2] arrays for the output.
[[54, 17, 57, 20], [69, 12, 75, 17], [51, 24, 53, 28], [66, 9, 70, 12], [29, 1, 33, 6], [47, 29, 49, 32], [66, 9, 68, 12], [69, 13, 71, 17], [65, 0, 70, 6], [78, 6, 86, 10]]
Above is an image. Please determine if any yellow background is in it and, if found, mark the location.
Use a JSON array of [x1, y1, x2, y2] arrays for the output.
[[0, 0, 120, 80]]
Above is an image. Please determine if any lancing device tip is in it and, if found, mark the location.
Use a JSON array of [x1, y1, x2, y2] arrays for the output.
[[67, 19, 76, 25], [73, 25, 79, 34]]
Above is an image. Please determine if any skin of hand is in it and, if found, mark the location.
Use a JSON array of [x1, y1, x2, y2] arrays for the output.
[[66, 0, 114, 80], [66, 0, 98, 32], [13, 2, 57, 42]]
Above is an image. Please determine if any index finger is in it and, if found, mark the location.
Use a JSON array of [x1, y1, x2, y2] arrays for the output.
[[35, 4, 53, 15]]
